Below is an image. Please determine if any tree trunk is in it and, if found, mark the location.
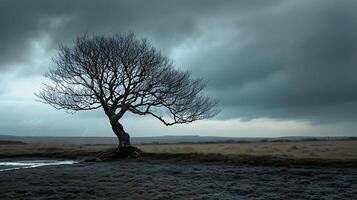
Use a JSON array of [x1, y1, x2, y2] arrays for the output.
[[94, 116, 142, 161], [110, 118, 129, 152], [105, 118, 141, 159], [110, 118, 130, 149]]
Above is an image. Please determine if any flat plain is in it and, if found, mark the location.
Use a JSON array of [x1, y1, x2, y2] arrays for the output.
[[0, 140, 356, 199], [1, 140, 356, 162]]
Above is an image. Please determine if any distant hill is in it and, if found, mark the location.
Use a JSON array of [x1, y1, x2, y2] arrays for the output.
[[0, 140, 26, 145], [0, 135, 255, 144], [0, 135, 354, 145]]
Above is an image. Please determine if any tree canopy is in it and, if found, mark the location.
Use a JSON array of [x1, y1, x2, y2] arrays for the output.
[[37, 33, 218, 126]]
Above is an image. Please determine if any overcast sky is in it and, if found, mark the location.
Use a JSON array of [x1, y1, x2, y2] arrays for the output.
[[1, 0, 357, 137]]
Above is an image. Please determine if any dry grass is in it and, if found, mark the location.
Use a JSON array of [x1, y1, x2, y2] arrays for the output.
[[0, 144, 115, 158], [1, 140, 357, 166], [138, 140, 357, 160]]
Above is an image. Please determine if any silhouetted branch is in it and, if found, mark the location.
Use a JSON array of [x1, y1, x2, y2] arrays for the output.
[[37, 33, 219, 125]]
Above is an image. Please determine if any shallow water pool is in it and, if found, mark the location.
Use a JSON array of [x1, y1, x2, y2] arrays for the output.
[[0, 160, 78, 172]]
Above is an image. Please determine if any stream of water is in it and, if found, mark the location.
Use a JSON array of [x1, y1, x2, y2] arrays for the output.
[[0, 160, 78, 172]]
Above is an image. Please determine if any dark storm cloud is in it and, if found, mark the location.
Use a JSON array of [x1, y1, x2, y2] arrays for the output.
[[0, 0, 280, 69], [182, 0, 357, 122], [0, 1, 71, 69], [0, 0, 357, 126]]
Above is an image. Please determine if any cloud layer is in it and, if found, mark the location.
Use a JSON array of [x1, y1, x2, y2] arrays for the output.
[[1, 0, 357, 136]]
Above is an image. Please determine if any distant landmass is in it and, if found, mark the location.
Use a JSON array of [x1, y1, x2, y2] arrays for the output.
[[0, 135, 354, 145], [0, 140, 26, 145]]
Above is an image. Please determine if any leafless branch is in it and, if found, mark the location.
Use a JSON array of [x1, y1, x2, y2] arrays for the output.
[[36, 33, 219, 125]]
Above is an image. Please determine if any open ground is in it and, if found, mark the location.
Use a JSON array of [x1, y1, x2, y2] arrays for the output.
[[1, 140, 356, 199]]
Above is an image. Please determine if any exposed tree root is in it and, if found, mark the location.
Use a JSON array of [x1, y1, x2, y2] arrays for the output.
[[85, 146, 143, 162]]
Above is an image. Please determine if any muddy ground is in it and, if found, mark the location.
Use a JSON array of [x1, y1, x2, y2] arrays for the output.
[[0, 158, 356, 200]]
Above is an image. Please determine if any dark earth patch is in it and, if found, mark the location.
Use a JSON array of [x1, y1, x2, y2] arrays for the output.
[[0, 158, 356, 200]]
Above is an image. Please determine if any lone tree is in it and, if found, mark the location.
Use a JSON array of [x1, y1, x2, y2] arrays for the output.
[[37, 33, 218, 158]]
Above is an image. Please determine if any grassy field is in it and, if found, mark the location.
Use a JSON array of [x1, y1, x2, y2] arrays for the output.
[[1, 140, 357, 199], [0, 143, 111, 158], [1, 140, 356, 166], [139, 140, 357, 160]]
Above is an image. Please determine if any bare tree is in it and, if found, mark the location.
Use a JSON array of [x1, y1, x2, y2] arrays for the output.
[[36, 33, 218, 157]]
